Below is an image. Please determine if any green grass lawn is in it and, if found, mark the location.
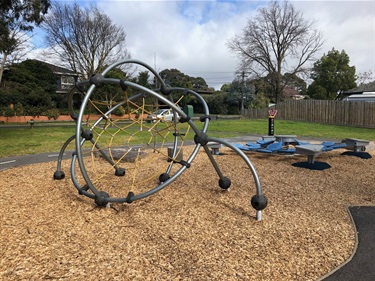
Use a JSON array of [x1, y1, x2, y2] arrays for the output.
[[0, 119, 374, 158], [207, 119, 375, 140]]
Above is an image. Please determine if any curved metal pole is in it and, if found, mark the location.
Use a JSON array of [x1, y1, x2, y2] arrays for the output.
[[74, 75, 202, 203], [54, 134, 76, 177], [100, 59, 168, 89], [63, 58, 266, 220], [70, 153, 95, 199], [204, 137, 264, 221], [205, 137, 262, 195]]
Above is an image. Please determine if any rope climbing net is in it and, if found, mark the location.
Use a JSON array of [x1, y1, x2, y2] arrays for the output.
[[54, 59, 267, 220]]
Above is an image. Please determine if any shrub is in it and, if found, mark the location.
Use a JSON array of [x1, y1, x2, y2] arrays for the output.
[[25, 106, 43, 117], [4, 107, 15, 117], [45, 108, 60, 120], [250, 93, 270, 109], [113, 105, 125, 116], [14, 102, 25, 116]]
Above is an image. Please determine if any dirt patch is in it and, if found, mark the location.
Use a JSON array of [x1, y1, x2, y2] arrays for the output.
[[1, 145, 375, 280]]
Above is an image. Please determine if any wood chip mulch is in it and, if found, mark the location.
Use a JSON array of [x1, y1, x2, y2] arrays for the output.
[[1, 144, 375, 280]]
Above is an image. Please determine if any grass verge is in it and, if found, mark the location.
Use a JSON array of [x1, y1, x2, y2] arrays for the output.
[[0, 119, 374, 158]]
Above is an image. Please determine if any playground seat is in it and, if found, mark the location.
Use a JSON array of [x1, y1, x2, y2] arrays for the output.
[[331, 142, 348, 149], [256, 142, 283, 153], [295, 144, 324, 164], [245, 142, 262, 150], [207, 142, 222, 155], [233, 143, 253, 151], [322, 146, 334, 152], [344, 138, 370, 153], [321, 141, 348, 151], [321, 141, 335, 147], [256, 139, 275, 146], [319, 141, 334, 152], [294, 140, 311, 145]]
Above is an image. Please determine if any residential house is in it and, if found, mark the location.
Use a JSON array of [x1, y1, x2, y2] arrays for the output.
[[33, 60, 80, 94]]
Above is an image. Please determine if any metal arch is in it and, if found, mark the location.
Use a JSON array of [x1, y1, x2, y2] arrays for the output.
[[54, 59, 267, 220]]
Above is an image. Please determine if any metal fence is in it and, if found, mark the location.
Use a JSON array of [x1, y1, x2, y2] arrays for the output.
[[243, 100, 375, 128]]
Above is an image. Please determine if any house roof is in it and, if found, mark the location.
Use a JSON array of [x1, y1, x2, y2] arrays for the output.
[[30, 59, 79, 76], [336, 80, 375, 100], [345, 80, 375, 93]]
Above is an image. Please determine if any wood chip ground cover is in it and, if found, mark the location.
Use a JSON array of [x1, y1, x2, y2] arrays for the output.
[[1, 145, 374, 280]]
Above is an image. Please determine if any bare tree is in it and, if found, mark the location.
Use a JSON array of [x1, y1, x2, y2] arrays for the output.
[[227, 0, 323, 103], [42, 2, 130, 79], [356, 71, 374, 86]]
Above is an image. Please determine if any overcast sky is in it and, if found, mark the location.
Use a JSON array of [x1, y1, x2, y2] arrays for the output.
[[31, 0, 375, 90]]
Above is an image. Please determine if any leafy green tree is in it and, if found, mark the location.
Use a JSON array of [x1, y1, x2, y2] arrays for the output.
[[159, 69, 188, 88], [4, 107, 15, 117], [225, 78, 256, 112], [0, 1, 50, 31], [13, 102, 24, 116], [0, 0, 50, 83], [249, 77, 274, 99], [308, 48, 357, 100], [8, 60, 56, 92], [158, 68, 209, 109], [133, 70, 160, 111], [306, 82, 327, 100], [190, 76, 208, 90], [283, 73, 307, 96], [204, 93, 228, 115], [250, 93, 270, 109], [159, 69, 208, 90], [0, 60, 57, 114], [220, 84, 230, 92], [90, 67, 128, 114], [136, 71, 151, 88]]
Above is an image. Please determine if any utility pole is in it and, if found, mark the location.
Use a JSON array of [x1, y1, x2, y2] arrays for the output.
[[235, 70, 251, 113]]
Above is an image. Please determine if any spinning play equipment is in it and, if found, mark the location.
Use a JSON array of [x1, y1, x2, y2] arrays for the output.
[[234, 135, 371, 170], [53, 59, 267, 220]]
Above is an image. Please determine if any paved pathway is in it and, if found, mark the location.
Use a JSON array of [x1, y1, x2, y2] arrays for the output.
[[0, 151, 73, 171], [0, 134, 338, 172], [321, 206, 375, 281]]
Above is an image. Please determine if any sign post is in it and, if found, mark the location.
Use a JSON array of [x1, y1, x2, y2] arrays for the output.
[[268, 109, 278, 136]]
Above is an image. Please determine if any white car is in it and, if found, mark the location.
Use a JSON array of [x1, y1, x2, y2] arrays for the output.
[[147, 108, 179, 122]]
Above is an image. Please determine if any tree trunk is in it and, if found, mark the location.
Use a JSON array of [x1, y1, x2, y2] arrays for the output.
[[0, 53, 8, 85]]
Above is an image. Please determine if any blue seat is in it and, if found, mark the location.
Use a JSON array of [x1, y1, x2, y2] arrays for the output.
[[256, 139, 275, 147], [294, 140, 311, 145], [321, 141, 347, 150], [331, 142, 348, 149], [321, 141, 335, 147], [245, 142, 262, 150], [233, 143, 253, 151], [256, 142, 283, 153]]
